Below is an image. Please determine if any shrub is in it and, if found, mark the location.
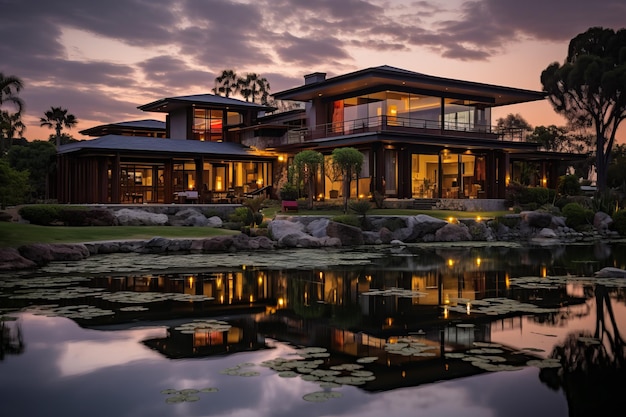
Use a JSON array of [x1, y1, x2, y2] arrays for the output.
[[243, 196, 266, 213], [279, 183, 299, 201], [331, 214, 360, 228], [506, 183, 555, 207], [558, 174, 581, 196], [18, 204, 64, 225], [252, 212, 264, 226], [58, 208, 117, 226], [612, 210, 626, 236], [349, 199, 372, 216], [0, 211, 12, 222], [562, 202, 594, 230], [229, 207, 253, 226]]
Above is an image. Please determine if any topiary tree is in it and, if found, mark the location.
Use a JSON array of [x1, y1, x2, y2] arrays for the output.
[[294, 150, 323, 209], [332, 147, 363, 213], [558, 174, 582, 196]]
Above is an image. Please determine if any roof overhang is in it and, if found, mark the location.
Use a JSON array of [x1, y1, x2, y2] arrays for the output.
[[274, 66, 546, 107], [139, 94, 275, 113]]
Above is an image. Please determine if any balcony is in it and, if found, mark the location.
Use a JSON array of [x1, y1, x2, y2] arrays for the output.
[[284, 115, 527, 144]]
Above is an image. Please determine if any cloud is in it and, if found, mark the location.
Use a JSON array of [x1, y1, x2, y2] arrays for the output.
[[2, 0, 624, 138]]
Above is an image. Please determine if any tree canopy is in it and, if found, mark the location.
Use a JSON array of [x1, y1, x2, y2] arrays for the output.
[[40, 106, 78, 148], [541, 26, 626, 192], [332, 147, 364, 213], [293, 150, 323, 209]]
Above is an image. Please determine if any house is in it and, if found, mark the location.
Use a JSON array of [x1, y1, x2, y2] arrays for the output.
[[57, 65, 575, 205]]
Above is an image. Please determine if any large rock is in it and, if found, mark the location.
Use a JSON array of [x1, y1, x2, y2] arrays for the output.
[[434, 223, 471, 242], [18, 243, 90, 265], [0, 248, 37, 270], [594, 212, 613, 235], [594, 267, 626, 278], [326, 221, 364, 246], [114, 208, 168, 226], [406, 215, 447, 241], [520, 211, 553, 228]]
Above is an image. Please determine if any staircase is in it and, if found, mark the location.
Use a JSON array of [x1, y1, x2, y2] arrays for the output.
[[411, 198, 438, 210]]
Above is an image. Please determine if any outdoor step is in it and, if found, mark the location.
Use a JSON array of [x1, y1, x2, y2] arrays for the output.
[[412, 198, 437, 210]]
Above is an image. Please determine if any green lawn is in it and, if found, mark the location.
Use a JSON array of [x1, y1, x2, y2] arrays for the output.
[[1, 207, 510, 248], [0, 223, 238, 248]]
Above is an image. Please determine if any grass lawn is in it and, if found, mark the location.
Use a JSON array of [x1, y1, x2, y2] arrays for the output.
[[0, 223, 238, 248]]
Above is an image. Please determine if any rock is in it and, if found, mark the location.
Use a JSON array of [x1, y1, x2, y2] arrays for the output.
[[406, 214, 447, 240], [594, 267, 626, 278], [206, 216, 223, 228], [306, 218, 330, 238], [537, 228, 557, 238], [326, 221, 364, 246], [114, 208, 168, 226], [593, 212, 613, 234], [521, 211, 553, 228], [0, 247, 37, 270], [434, 223, 471, 242]]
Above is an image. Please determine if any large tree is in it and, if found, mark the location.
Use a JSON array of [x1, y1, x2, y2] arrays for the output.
[[237, 73, 270, 104], [541, 27, 626, 192], [1, 111, 25, 155], [0, 73, 24, 154], [331, 147, 364, 213], [40, 106, 78, 148], [293, 150, 323, 209], [212, 69, 239, 97], [495, 113, 533, 141]]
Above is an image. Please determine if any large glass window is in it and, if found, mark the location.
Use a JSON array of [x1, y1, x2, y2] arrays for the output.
[[331, 92, 492, 133], [193, 109, 242, 142]]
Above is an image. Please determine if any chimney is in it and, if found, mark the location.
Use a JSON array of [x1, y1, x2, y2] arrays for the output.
[[304, 72, 326, 85]]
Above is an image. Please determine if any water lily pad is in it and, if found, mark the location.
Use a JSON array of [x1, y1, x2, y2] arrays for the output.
[[303, 391, 342, 402]]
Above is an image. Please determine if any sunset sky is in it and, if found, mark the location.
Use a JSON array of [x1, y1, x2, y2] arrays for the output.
[[1, 0, 625, 142]]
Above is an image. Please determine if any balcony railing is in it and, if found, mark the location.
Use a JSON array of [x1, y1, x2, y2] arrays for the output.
[[284, 115, 527, 144]]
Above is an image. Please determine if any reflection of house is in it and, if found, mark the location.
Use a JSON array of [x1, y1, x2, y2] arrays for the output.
[[57, 65, 578, 204]]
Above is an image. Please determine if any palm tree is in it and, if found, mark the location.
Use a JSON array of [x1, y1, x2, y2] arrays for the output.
[[0, 73, 24, 113], [212, 69, 239, 97], [0, 111, 26, 152], [40, 106, 78, 148], [237, 73, 270, 104]]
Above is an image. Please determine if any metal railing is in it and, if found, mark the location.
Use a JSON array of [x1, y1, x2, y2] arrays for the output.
[[284, 115, 527, 143]]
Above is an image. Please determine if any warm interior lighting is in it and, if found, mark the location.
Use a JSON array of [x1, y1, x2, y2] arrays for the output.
[[447, 259, 454, 267], [466, 303, 471, 315], [258, 277, 263, 285], [249, 295, 254, 303], [188, 277, 194, 288], [475, 258, 481, 267], [278, 297, 284, 307], [443, 306, 449, 319], [541, 266, 547, 278], [216, 176, 223, 191], [278, 155, 284, 162]]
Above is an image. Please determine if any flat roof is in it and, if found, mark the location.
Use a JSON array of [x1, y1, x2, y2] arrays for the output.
[[274, 65, 546, 106], [58, 135, 275, 160], [79, 119, 166, 136], [138, 93, 275, 113]]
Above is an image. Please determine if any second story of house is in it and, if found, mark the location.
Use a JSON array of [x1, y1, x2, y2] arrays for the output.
[[271, 65, 547, 146], [137, 94, 274, 143]]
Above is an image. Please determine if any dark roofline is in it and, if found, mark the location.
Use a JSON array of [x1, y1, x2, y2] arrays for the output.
[[79, 119, 166, 136], [274, 65, 546, 106], [57, 135, 276, 160], [138, 94, 276, 113]]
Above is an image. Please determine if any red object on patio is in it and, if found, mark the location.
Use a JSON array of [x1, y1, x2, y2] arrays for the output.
[[281, 200, 298, 212]]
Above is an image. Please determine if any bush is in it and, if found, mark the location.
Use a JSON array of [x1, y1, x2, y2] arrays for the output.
[[229, 207, 253, 226], [558, 174, 581, 196], [506, 183, 555, 207], [279, 183, 299, 201], [331, 214, 360, 227], [562, 202, 594, 230], [18, 204, 64, 225], [612, 210, 626, 236], [349, 199, 372, 216], [58, 208, 117, 226]]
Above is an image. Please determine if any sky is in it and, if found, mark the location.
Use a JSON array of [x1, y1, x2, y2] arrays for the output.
[[1, 0, 625, 143]]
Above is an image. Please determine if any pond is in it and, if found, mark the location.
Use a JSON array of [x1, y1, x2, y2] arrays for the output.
[[1, 242, 625, 417]]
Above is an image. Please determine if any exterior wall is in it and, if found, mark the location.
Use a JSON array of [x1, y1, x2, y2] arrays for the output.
[[169, 109, 188, 139]]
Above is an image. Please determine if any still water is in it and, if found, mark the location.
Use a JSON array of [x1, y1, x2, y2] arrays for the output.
[[1, 242, 625, 417]]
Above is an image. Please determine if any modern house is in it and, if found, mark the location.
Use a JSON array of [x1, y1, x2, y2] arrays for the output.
[[57, 65, 573, 205]]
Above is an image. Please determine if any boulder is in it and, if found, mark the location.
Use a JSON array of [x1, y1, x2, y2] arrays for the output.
[[520, 211, 553, 228], [0, 248, 37, 270], [434, 223, 471, 242], [206, 216, 223, 228], [326, 221, 364, 246], [114, 208, 168, 226], [593, 212, 613, 234], [594, 267, 626, 278], [406, 215, 447, 240]]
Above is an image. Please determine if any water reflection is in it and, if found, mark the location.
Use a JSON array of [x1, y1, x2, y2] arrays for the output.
[[0, 242, 625, 416]]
